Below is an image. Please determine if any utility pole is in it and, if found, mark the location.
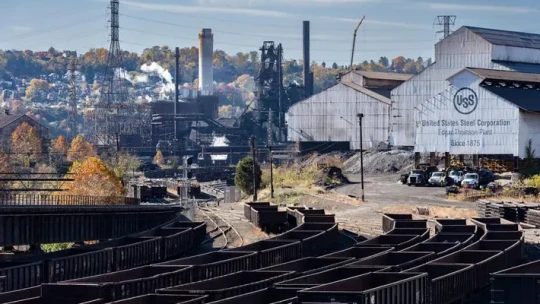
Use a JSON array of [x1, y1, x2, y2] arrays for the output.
[[350, 16, 365, 70], [268, 109, 274, 199], [357, 113, 365, 202], [250, 136, 258, 201], [174, 47, 180, 143], [67, 55, 78, 140], [115, 132, 120, 166], [434, 15, 456, 39], [277, 44, 283, 143]]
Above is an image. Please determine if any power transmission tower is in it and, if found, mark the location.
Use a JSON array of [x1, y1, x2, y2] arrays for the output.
[[67, 56, 79, 140], [434, 15, 456, 39], [94, 0, 131, 146]]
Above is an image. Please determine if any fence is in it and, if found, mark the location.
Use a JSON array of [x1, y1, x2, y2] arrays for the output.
[[0, 194, 140, 206]]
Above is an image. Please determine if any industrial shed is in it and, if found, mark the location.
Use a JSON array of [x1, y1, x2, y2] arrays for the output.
[[286, 71, 412, 150], [391, 26, 540, 148], [414, 68, 540, 158]]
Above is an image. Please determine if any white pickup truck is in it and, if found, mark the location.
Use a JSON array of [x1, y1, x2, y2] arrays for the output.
[[462, 173, 480, 189], [428, 172, 446, 186]]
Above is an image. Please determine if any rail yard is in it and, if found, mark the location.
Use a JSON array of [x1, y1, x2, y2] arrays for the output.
[[0, 196, 533, 304]]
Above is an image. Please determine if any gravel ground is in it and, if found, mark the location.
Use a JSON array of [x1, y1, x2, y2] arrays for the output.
[[196, 172, 540, 246]]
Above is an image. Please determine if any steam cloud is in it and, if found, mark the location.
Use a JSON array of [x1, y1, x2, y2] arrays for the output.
[[140, 62, 174, 93], [115, 68, 132, 83]]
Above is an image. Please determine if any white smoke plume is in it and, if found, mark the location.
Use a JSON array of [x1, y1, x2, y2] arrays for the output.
[[115, 68, 132, 83], [140, 62, 174, 93], [135, 74, 148, 83]]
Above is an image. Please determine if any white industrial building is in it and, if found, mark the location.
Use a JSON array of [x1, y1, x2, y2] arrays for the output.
[[392, 26, 540, 150], [286, 71, 412, 150], [415, 68, 540, 158]]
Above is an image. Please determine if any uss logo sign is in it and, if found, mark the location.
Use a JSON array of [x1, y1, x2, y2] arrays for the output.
[[453, 88, 478, 115]]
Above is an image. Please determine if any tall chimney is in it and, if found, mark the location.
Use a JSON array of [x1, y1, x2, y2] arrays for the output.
[[174, 47, 180, 142], [198, 28, 214, 94], [303, 21, 312, 97]]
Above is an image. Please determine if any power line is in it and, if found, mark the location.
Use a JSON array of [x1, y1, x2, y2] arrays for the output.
[[118, 25, 435, 53], [121, 9, 430, 33], [120, 26, 435, 46], [120, 13, 436, 43]]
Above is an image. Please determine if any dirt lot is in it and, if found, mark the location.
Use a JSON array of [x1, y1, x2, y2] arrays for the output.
[[200, 173, 482, 241]]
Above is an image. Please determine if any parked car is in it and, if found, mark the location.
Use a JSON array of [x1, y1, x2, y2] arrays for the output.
[[461, 173, 479, 189], [448, 170, 464, 186], [428, 172, 447, 186]]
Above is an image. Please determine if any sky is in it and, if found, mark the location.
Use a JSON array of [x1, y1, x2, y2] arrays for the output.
[[1, 0, 540, 66]]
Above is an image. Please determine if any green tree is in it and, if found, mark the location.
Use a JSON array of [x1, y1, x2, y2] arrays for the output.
[[522, 139, 539, 176], [331, 62, 338, 69], [234, 156, 262, 195], [111, 152, 141, 181], [378, 56, 389, 68]]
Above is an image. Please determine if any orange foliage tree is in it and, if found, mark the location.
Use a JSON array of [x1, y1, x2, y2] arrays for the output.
[[52, 136, 68, 155], [63, 157, 124, 200], [11, 122, 42, 167], [153, 150, 164, 167], [68, 135, 96, 162]]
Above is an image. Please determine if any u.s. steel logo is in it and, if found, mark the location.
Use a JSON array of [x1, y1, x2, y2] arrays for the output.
[[453, 88, 478, 115]]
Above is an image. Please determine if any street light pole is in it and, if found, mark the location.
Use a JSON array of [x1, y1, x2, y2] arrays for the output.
[[269, 145, 274, 198], [357, 113, 365, 202]]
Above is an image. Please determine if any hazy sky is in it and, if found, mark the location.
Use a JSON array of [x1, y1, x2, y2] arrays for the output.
[[1, 0, 540, 65]]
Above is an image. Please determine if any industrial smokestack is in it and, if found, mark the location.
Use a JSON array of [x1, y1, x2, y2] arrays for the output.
[[174, 47, 180, 142], [303, 21, 312, 97], [198, 28, 214, 94]]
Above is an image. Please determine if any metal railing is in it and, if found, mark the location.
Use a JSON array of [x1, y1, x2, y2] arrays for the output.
[[0, 194, 140, 206]]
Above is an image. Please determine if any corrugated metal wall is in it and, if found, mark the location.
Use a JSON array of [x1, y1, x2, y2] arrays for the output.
[[391, 27, 496, 147], [414, 70, 520, 155], [286, 83, 390, 150], [519, 111, 540, 158]]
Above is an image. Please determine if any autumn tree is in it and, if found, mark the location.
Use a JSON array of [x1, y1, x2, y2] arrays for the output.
[[0, 152, 12, 188], [64, 157, 124, 199], [68, 135, 96, 162], [50, 135, 69, 169], [11, 122, 42, 167], [153, 150, 164, 167], [25, 79, 49, 102], [391, 56, 406, 73], [52, 136, 68, 155]]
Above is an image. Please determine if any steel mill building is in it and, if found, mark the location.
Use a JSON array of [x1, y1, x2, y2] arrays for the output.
[[287, 25, 540, 159], [286, 71, 412, 150]]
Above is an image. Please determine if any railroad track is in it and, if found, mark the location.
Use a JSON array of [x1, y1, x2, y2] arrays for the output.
[[198, 206, 244, 249]]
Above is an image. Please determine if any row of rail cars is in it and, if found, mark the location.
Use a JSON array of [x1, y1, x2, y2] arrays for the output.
[[0, 202, 531, 303]]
